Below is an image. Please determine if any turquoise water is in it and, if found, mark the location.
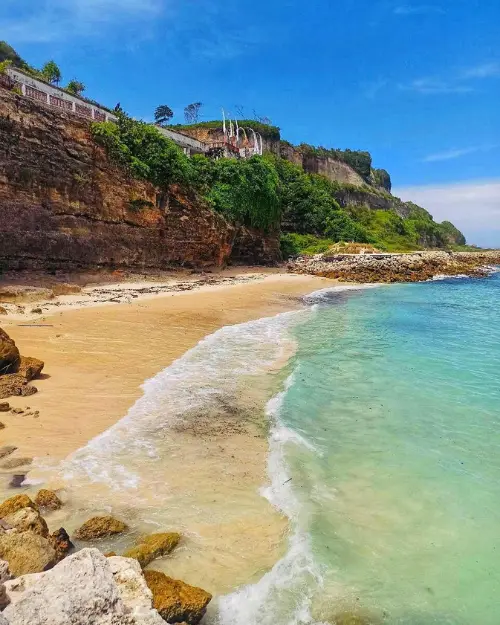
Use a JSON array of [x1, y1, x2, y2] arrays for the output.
[[266, 273, 500, 624]]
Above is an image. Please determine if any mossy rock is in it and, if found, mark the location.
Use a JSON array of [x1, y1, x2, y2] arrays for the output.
[[35, 489, 63, 511], [0, 494, 37, 519], [123, 532, 180, 568], [73, 515, 128, 540], [144, 569, 212, 625]]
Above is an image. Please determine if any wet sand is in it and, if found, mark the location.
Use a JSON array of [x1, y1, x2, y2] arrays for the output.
[[0, 271, 336, 594]]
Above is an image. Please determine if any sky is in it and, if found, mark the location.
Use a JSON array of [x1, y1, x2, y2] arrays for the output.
[[1, 0, 499, 246]]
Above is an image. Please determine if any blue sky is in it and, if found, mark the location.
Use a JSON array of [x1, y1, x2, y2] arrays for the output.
[[2, 0, 499, 245]]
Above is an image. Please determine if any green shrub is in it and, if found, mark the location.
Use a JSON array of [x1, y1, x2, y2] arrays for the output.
[[280, 233, 333, 258]]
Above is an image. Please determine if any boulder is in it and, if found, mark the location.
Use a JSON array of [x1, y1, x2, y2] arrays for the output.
[[2, 507, 48, 537], [0, 328, 20, 375], [3, 548, 163, 625], [35, 489, 63, 511], [0, 286, 54, 304], [0, 402, 9, 411], [17, 356, 44, 381], [74, 515, 128, 540], [109, 556, 164, 623], [0, 494, 37, 518], [144, 570, 212, 625], [123, 532, 181, 568], [49, 528, 74, 562], [0, 307, 7, 315], [0, 531, 57, 576]]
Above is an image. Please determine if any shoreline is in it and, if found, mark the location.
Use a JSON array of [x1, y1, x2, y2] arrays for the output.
[[0, 270, 338, 596]]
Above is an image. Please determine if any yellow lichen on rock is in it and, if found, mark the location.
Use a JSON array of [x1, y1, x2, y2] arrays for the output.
[[0, 531, 57, 576], [0, 494, 38, 519], [35, 489, 63, 511], [144, 569, 211, 625], [73, 516, 128, 540], [123, 532, 181, 568]]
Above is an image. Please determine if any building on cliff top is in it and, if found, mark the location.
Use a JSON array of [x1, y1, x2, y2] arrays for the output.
[[4, 67, 262, 160]]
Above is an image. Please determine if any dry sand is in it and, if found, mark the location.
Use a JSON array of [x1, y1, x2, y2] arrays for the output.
[[0, 271, 337, 594], [0, 272, 334, 460]]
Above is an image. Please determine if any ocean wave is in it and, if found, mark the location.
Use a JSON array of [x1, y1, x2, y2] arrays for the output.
[[53, 309, 306, 491], [215, 375, 324, 625]]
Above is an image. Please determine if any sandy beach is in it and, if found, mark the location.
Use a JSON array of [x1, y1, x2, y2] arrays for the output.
[[0, 270, 336, 595]]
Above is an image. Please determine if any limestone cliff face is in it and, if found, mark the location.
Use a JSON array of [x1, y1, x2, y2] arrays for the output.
[[0, 90, 277, 270]]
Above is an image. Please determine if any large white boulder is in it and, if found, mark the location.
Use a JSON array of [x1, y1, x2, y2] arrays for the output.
[[3, 548, 163, 625]]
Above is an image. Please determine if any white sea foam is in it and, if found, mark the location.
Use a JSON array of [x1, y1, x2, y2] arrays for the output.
[[431, 273, 469, 281], [55, 309, 306, 491], [215, 375, 324, 625]]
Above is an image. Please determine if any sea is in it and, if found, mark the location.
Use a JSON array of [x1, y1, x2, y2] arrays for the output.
[[216, 271, 500, 625], [22, 271, 500, 625]]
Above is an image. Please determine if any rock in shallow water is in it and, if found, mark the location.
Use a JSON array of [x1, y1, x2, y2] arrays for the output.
[[123, 532, 181, 568], [144, 569, 212, 625], [74, 515, 129, 540], [35, 489, 63, 511]]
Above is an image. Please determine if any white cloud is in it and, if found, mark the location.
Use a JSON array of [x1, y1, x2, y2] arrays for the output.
[[393, 180, 500, 247], [0, 0, 163, 42], [394, 5, 444, 15], [422, 145, 498, 162], [462, 63, 500, 79], [401, 78, 474, 94]]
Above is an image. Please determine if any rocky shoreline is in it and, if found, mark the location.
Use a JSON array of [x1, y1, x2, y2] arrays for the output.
[[288, 250, 500, 283], [0, 493, 211, 625]]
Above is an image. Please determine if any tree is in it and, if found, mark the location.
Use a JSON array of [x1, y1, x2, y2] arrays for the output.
[[0, 41, 23, 66], [154, 104, 174, 126], [41, 60, 61, 85], [184, 102, 202, 124], [66, 80, 85, 96]]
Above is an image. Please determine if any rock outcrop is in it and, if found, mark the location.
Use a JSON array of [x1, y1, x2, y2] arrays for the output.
[[144, 569, 212, 625], [289, 250, 500, 283], [74, 515, 128, 540], [3, 548, 164, 624], [123, 532, 181, 568]]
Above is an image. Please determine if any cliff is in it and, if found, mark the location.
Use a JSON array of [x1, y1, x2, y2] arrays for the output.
[[0, 89, 278, 270]]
